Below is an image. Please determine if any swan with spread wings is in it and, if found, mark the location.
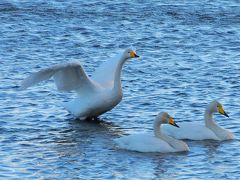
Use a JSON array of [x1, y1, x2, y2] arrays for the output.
[[21, 48, 139, 119]]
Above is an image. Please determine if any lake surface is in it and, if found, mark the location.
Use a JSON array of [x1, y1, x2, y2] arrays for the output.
[[0, 0, 240, 179]]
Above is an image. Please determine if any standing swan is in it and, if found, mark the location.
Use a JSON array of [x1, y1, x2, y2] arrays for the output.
[[115, 112, 189, 153], [162, 100, 234, 140], [21, 48, 139, 119]]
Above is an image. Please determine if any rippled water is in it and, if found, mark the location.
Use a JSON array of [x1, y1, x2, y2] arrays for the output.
[[1, 0, 240, 179]]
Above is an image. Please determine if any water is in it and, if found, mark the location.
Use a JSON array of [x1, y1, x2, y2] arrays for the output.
[[0, 0, 240, 179]]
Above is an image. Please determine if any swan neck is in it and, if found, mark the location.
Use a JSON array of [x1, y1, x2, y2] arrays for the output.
[[204, 105, 226, 140], [154, 119, 186, 150], [153, 119, 162, 137], [113, 55, 128, 92], [204, 108, 217, 128], [154, 120, 173, 143]]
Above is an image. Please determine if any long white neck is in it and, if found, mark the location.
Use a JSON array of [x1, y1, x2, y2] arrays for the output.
[[204, 106, 218, 129], [154, 119, 181, 149], [112, 54, 129, 92], [204, 105, 231, 140]]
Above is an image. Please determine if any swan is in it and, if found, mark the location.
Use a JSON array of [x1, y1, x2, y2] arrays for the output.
[[114, 112, 189, 153], [21, 48, 139, 119], [162, 100, 234, 141]]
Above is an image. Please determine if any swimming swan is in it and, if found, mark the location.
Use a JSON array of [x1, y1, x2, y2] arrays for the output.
[[115, 112, 189, 153], [162, 100, 234, 141], [21, 48, 139, 119]]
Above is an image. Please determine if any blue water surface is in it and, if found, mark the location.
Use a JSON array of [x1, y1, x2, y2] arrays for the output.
[[0, 0, 240, 179]]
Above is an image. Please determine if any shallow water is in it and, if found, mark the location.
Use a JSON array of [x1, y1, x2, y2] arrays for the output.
[[0, 0, 240, 179]]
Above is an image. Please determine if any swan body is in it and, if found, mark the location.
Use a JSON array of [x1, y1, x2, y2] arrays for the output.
[[115, 112, 189, 153], [21, 48, 139, 119], [162, 101, 234, 141]]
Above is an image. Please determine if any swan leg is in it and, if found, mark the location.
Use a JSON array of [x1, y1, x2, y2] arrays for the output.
[[93, 116, 100, 121], [85, 116, 100, 121]]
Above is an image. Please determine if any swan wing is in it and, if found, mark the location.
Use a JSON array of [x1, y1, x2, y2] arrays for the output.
[[115, 133, 174, 153], [161, 122, 220, 140], [91, 53, 121, 87], [21, 61, 95, 92]]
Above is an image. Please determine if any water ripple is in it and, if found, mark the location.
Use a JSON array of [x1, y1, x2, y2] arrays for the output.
[[0, 0, 240, 179]]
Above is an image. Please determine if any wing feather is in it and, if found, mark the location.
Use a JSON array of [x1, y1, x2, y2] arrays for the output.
[[21, 61, 95, 92], [91, 53, 122, 87]]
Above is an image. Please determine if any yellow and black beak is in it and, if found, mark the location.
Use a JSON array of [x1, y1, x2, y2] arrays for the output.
[[169, 117, 179, 128], [218, 105, 229, 117], [130, 51, 140, 58]]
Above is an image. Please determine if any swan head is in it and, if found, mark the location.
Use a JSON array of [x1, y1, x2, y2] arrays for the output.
[[123, 48, 139, 59], [208, 100, 229, 117], [157, 112, 179, 128]]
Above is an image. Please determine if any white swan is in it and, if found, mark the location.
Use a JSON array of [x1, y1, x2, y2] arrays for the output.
[[114, 112, 189, 153], [21, 48, 139, 119], [162, 100, 234, 141]]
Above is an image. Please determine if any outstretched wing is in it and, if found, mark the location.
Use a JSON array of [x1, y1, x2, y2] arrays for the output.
[[91, 53, 122, 88], [21, 61, 95, 92]]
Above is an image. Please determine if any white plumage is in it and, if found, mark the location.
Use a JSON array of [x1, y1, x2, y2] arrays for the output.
[[21, 48, 139, 119], [115, 112, 189, 153], [161, 101, 234, 141]]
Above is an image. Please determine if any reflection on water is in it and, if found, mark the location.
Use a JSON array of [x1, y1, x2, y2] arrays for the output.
[[50, 118, 124, 158]]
